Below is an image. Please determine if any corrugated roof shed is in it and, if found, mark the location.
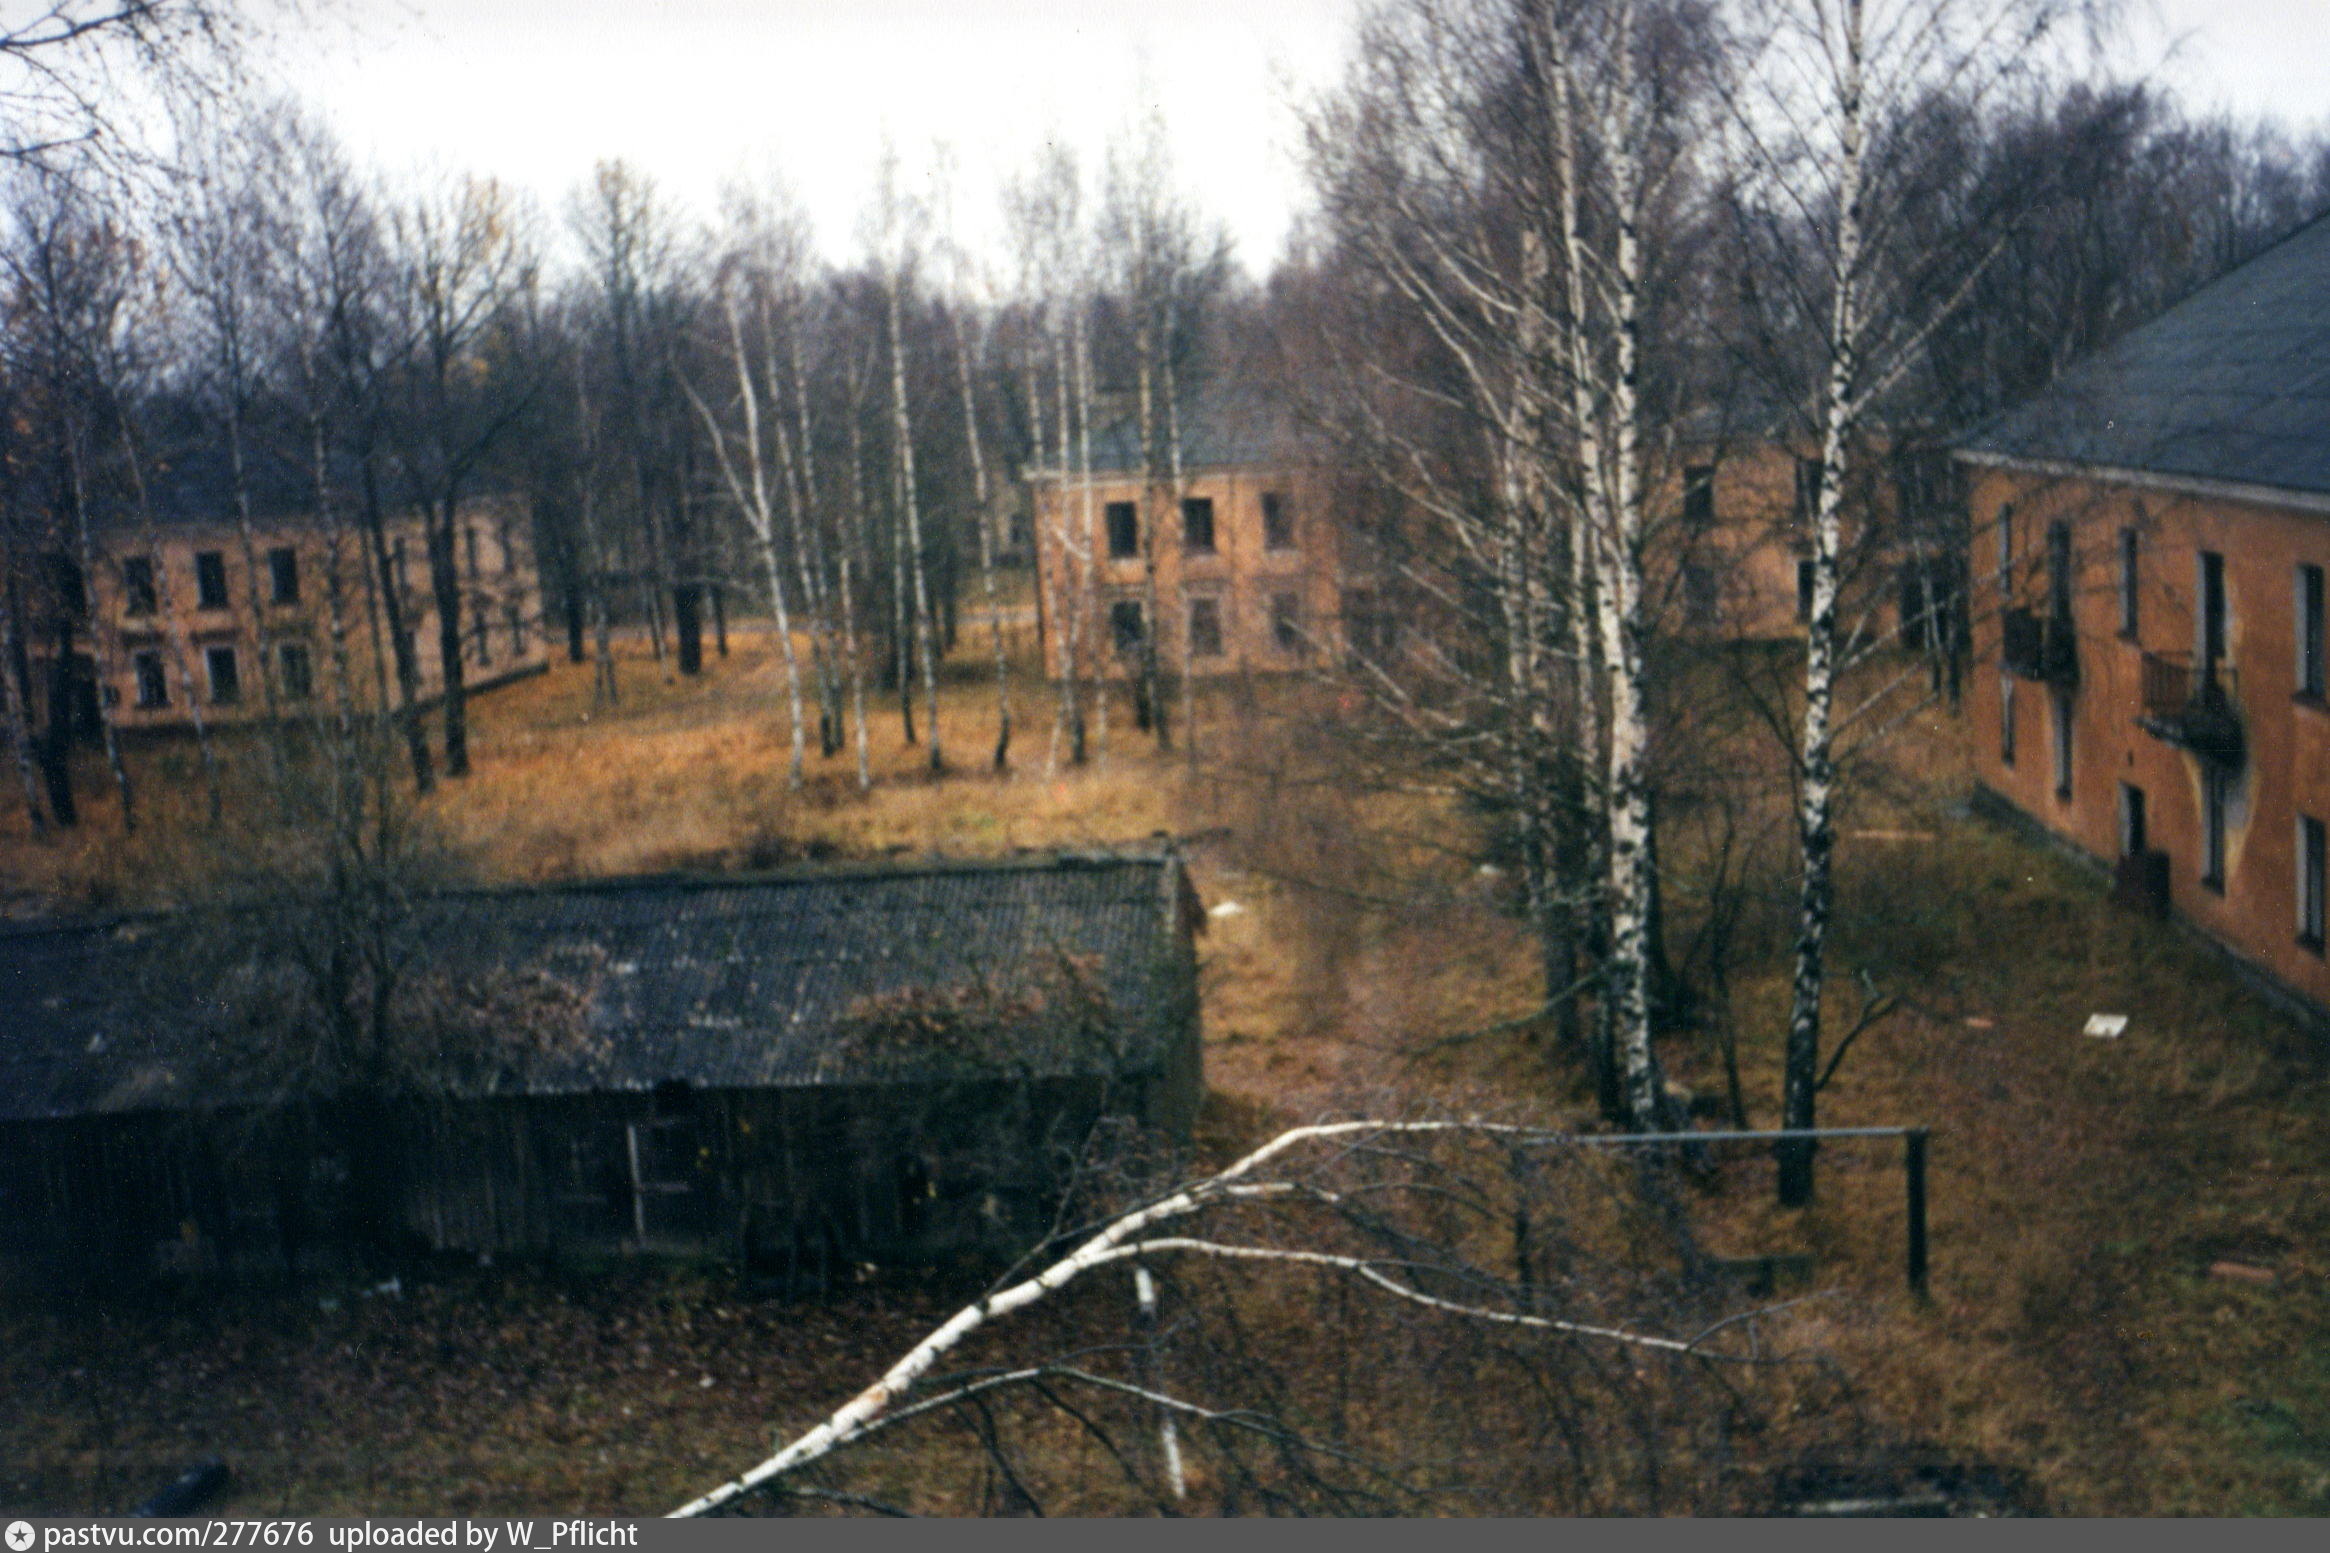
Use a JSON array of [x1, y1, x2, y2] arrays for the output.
[[1958, 211, 2330, 498], [0, 853, 1192, 1123]]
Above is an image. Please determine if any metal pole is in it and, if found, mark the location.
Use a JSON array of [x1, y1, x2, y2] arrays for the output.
[[1905, 1128, 1930, 1299]]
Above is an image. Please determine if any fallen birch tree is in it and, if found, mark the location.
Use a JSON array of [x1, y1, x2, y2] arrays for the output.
[[672, 1116, 1855, 1517]]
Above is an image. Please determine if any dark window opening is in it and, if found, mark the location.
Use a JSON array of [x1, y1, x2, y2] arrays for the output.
[[1262, 491, 1295, 551], [1270, 591, 1303, 654], [195, 551, 229, 611], [2050, 688, 2074, 801], [2301, 813, 2326, 951], [1188, 597, 1223, 658], [509, 602, 528, 657], [1683, 465, 1715, 529], [1684, 561, 1720, 621], [1995, 503, 2015, 603], [2198, 549, 2228, 667], [2118, 528, 2140, 638], [1110, 599, 1144, 656], [2120, 783, 2147, 859], [2298, 563, 2324, 698], [2202, 764, 2228, 893], [1794, 456, 1825, 519], [205, 644, 240, 706], [277, 641, 314, 701], [1181, 496, 1215, 554], [268, 546, 300, 606], [1999, 675, 2016, 766], [1796, 557, 1816, 623], [473, 601, 492, 665], [2046, 520, 2073, 622], [133, 651, 169, 709], [1104, 501, 1139, 559], [121, 556, 157, 617]]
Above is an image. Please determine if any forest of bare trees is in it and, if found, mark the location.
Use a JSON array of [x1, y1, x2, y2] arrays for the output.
[[4, 0, 2327, 1160]]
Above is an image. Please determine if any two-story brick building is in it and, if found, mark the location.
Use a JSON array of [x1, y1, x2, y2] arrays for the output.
[[1026, 393, 1380, 682], [20, 493, 545, 736], [1957, 210, 2330, 1028]]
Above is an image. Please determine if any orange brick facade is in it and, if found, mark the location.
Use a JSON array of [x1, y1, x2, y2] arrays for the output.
[[1963, 460, 2330, 1020], [1028, 465, 1361, 680], [23, 496, 545, 734]]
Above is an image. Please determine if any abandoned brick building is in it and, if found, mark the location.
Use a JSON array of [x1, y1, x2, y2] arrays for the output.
[[1959, 209, 2330, 1029], [10, 476, 544, 740], [1026, 392, 1388, 681]]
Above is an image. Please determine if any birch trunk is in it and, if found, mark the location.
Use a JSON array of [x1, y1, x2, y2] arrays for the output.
[[1780, 0, 1866, 1207], [0, 581, 46, 833], [884, 272, 944, 773], [950, 308, 1011, 770]]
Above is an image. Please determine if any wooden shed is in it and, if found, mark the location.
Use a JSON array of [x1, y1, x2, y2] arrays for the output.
[[0, 851, 1203, 1285]]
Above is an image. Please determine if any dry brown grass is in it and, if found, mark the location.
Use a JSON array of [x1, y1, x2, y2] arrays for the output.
[[8, 638, 2330, 1513]]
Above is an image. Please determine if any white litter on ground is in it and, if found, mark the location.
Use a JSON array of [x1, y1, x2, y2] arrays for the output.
[[2083, 1013, 2129, 1039], [1209, 900, 1247, 919]]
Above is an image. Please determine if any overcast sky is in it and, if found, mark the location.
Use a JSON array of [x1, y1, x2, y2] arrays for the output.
[[281, 0, 2330, 275]]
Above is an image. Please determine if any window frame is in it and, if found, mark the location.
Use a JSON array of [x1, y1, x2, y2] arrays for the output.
[[121, 555, 158, 617], [132, 649, 169, 709], [2201, 763, 2228, 894], [1104, 501, 1139, 560], [276, 640, 314, 701], [1180, 496, 1216, 555], [194, 551, 230, 612], [268, 545, 300, 607], [1186, 595, 1224, 659], [2300, 812, 2327, 952], [1261, 491, 1296, 552], [204, 643, 241, 706], [2296, 562, 2324, 700]]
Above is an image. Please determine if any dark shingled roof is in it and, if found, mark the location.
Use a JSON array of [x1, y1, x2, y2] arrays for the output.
[[0, 853, 1193, 1124], [1958, 211, 2330, 498], [1059, 387, 1311, 476]]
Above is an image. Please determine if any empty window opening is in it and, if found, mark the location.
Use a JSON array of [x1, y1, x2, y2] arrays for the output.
[[1270, 591, 1304, 654], [133, 650, 169, 709], [121, 556, 157, 617], [2298, 563, 2324, 698], [277, 641, 314, 701], [269, 546, 300, 606], [2301, 813, 2326, 951], [1181, 496, 1216, 554], [2202, 764, 2229, 893], [1684, 465, 1715, 529], [1262, 492, 1295, 551], [195, 551, 229, 611], [1105, 501, 1139, 559], [204, 644, 240, 706], [1110, 599, 1144, 656], [1188, 597, 1223, 658], [2198, 549, 2228, 667]]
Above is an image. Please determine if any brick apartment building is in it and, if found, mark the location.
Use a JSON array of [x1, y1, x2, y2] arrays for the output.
[[1659, 418, 1959, 651], [17, 494, 545, 737], [1026, 393, 1380, 681], [1957, 210, 2330, 1026]]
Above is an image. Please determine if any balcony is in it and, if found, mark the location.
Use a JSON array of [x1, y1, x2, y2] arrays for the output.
[[2001, 608, 2078, 687], [2137, 651, 2244, 769]]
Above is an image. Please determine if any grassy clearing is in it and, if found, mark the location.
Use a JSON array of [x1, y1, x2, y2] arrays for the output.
[[4, 639, 2329, 1513]]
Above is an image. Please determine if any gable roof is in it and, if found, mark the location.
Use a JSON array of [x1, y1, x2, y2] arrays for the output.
[[0, 852, 1194, 1124], [1036, 385, 1312, 478], [1957, 211, 2330, 500]]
